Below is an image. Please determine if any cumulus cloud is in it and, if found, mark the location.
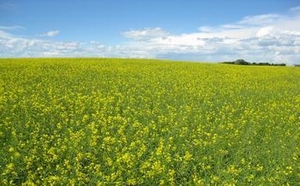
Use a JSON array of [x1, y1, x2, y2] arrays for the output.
[[256, 26, 275, 37], [1, 6, 300, 65], [0, 29, 82, 57], [122, 27, 169, 41], [118, 8, 300, 64], [41, 30, 60, 37]]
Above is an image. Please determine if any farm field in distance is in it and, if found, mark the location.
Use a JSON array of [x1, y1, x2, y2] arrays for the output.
[[0, 58, 300, 185]]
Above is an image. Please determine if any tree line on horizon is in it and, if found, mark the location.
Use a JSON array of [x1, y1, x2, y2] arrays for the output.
[[221, 59, 286, 66]]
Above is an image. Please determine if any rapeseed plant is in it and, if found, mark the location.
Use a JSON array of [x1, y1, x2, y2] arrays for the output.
[[0, 58, 299, 185]]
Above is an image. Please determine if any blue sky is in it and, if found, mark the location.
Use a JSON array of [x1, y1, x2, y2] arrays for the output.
[[1, 0, 300, 64]]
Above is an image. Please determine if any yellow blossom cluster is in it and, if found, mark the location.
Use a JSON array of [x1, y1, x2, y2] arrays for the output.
[[0, 58, 299, 185]]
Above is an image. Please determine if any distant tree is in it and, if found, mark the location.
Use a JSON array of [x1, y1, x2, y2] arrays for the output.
[[234, 59, 249, 65], [220, 59, 286, 66], [221, 61, 235, 64], [259, 62, 270, 66]]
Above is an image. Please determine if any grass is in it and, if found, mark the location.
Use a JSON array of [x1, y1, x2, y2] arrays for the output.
[[0, 58, 300, 185]]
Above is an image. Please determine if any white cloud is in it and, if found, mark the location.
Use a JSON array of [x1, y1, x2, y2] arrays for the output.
[[0, 29, 82, 57], [1, 7, 300, 65], [153, 34, 206, 47], [0, 26, 25, 30], [238, 14, 281, 25], [41, 30, 60, 37], [117, 8, 300, 64], [256, 26, 275, 37], [122, 27, 169, 41], [0, 30, 11, 38]]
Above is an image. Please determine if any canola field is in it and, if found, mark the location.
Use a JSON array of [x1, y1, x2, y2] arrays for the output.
[[0, 58, 300, 185]]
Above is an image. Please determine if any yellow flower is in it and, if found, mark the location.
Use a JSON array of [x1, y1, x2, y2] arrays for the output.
[[183, 151, 193, 161], [8, 147, 14, 152]]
